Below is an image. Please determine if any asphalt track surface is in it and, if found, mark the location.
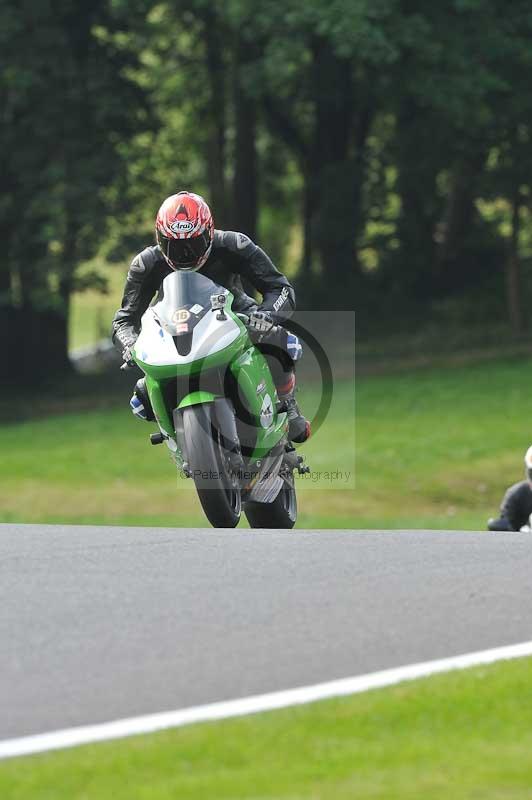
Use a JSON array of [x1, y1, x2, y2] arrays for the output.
[[1, 524, 532, 740]]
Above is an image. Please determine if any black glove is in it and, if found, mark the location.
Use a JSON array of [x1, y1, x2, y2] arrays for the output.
[[121, 345, 135, 367], [248, 310, 274, 333]]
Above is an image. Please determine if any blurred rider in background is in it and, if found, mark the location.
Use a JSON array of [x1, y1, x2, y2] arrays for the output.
[[487, 446, 532, 531], [112, 191, 310, 444]]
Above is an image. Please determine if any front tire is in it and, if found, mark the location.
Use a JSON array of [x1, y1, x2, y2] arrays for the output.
[[182, 404, 241, 528], [244, 477, 297, 529]]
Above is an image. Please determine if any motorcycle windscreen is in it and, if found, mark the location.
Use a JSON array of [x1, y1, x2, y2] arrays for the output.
[[153, 270, 227, 335]]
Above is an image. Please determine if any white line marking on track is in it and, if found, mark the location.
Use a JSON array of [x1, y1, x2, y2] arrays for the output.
[[2, 640, 532, 760]]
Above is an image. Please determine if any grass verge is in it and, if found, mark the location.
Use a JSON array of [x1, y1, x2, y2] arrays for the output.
[[3, 356, 532, 528], [1, 377, 355, 528], [1, 657, 531, 799]]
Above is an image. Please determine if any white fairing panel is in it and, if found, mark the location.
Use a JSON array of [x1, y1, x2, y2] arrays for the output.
[[135, 308, 241, 367]]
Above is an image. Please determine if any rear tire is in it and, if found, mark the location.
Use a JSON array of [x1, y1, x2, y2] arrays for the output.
[[244, 477, 297, 529], [182, 404, 241, 528]]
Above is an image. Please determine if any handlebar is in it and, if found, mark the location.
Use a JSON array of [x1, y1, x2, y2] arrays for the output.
[[237, 312, 279, 336]]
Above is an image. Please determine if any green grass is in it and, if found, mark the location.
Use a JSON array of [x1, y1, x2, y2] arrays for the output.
[[3, 356, 532, 528], [0, 377, 354, 528], [61, 254, 532, 529], [2, 657, 532, 799], [355, 356, 532, 529]]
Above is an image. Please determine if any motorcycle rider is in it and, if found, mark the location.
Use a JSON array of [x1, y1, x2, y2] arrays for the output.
[[112, 191, 310, 443], [487, 446, 532, 531]]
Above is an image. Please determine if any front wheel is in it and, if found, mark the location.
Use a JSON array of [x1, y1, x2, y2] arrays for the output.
[[244, 477, 297, 529], [182, 404, 241, 528]]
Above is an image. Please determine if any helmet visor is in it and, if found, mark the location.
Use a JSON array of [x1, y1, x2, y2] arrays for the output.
[[157, 230, 211, 270]]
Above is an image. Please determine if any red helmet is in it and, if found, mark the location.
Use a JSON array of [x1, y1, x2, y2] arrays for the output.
[[155, 191, 214, 270]]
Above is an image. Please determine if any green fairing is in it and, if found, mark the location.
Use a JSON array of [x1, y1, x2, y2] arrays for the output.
[[136, 300, 287, 460], [178, 391, 216, 409], [145, 374, 174, 439], [230, 345, 288, 459]]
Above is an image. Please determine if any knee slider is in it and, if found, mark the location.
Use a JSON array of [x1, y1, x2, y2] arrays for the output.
[[287, 332, 303, 361], [130, 379, 155, 421]]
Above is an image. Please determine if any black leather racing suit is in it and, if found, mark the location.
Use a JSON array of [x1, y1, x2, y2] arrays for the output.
[[112, 230, 297, 380], [490, 480, 532, 531]]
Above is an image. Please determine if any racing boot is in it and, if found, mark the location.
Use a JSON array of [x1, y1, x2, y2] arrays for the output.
[[277, 372, 311, 444], [487, 516, 514, 532]]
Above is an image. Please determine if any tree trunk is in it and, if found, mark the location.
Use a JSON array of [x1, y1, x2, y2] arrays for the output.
[[0, 168, 14, 308], [0, 239, 11, 308], [233, 35, 257, 239], [433, 149, 487, 293], [260, 95, 311, 294], [261, 39, 371, 309], [300, 161, 314, 279], [394, 100, 441, 299], [505, 190, 523, 335], [202, 13, 228, 226], [310, 38, 369, 308]]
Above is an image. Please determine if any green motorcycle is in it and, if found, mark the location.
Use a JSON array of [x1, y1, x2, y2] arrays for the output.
[[129, 269, 309, 528]]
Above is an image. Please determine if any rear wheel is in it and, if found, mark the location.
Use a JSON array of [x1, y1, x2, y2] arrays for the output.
[[244, 477, 297, 529], [182, 404, 241, 528]]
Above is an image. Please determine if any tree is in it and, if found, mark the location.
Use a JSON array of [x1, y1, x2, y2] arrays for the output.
[[0, 0, 148, 380]]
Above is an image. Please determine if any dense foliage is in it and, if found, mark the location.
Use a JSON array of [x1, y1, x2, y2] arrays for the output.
[[2, 0, 532, 376]]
